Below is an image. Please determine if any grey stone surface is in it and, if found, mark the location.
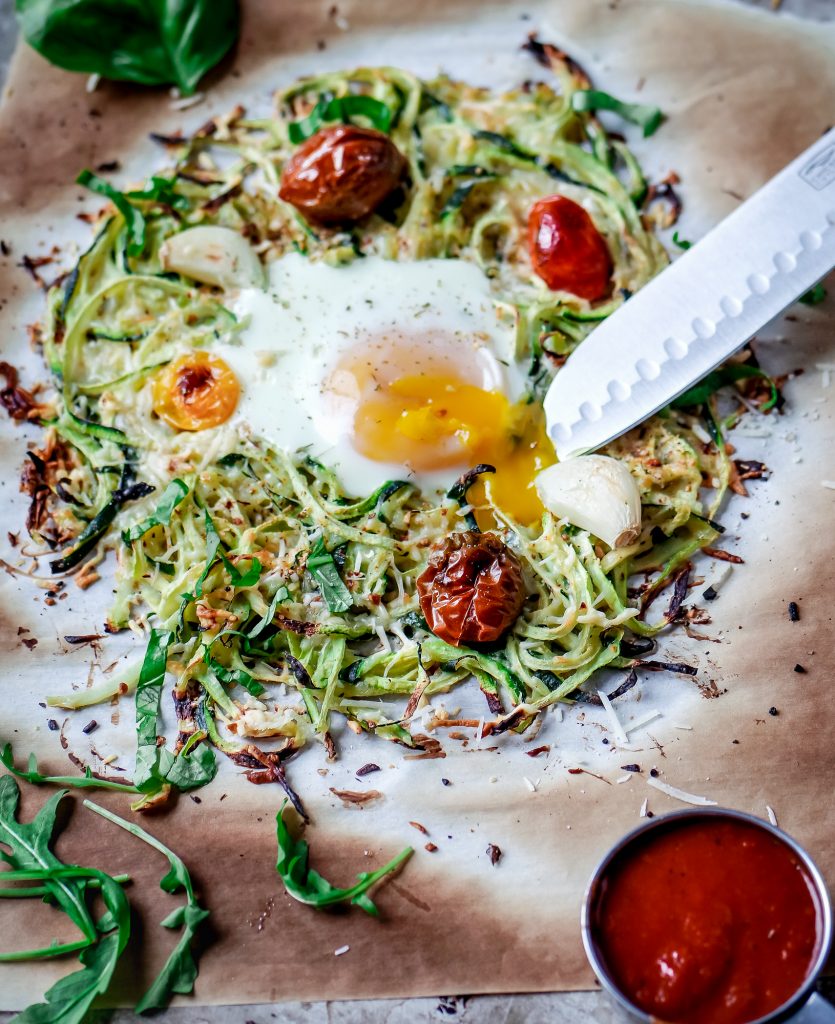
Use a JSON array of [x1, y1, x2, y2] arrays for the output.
[[0, 1, 832, 1021]]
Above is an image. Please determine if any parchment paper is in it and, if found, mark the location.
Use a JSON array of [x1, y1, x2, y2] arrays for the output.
[[1, 0, 833, 1009]]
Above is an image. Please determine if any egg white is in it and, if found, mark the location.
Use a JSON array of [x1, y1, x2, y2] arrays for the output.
[[207, 253, 525, 496]]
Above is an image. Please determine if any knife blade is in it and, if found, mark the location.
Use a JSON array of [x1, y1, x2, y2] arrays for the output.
[[543, 127, 835, 459]]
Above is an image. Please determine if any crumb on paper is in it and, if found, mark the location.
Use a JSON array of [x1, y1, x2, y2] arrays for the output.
[[334, 945, 350, 957]]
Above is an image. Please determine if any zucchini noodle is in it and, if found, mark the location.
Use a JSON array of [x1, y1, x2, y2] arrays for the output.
[[27, 54, 735, 788]]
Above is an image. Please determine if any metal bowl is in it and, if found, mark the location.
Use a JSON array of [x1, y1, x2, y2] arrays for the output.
[[580, 807, 833, 1024]]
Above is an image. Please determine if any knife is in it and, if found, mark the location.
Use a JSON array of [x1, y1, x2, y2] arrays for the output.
[[543, 127, 835, 459]]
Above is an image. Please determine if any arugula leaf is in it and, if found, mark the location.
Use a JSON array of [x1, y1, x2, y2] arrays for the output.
[[76, 170, 147, 256], [1, 742, 139, 793], [84, 800, 210, 1014], [123, 478, 189, 543], [275, 801, 412, 916], [672, 230, 692, 251], [16, 0, 239, 95], [134, 630, 217, 795], [672, 363, 777, 410], [306, 537, 353, 613], [800, 282, 827, 305], [571, 89, 664, 137], [0, 778, 94, 948], [288, 95, 392, 144]]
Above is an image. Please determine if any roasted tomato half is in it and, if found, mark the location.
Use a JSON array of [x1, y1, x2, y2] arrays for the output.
[[279, 124, 407, 226], [152, 351, 240, 432], [417, 531, 526, 646], [528, 195, 613, 301]]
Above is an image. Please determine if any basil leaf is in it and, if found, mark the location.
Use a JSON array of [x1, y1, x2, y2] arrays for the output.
[[275, 801, 412, 915], [16, 0, 239, 95], [672, 364, 777, 410], [571, 89, 664, 138], [219, 552, 262, 587], [123, 478, 189, 543], [76, 170, 147, 256], [84, 800, 209, 1013], [134, 629, 174, 792], [204, 651, 265, 697], [672, 230, 692, 251], [194, 509, 222, 598], [288, 95, 392, 144], [307, 537, 353, 613], [127, 175, 190, 212], [247, 585, 290, 640]]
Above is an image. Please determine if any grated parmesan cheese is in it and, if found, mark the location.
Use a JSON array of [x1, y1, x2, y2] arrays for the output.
[[523, 776, 538, 793], [672, 723, 693, 731], [766, 805, 778, 827], [615, 774, 633, 785], [474, 717, 485, 749], [704, 564, 733, 595], [691, 422, 712, 445], [625, 709, 662, 734], [646, 776, 717, 806], [598, 690, 629, 745], [170, 92, 206, 111], [334, 945, 350, 956], [639, 798, 648, 818], [374, 625, 392, 654], [822, 481, 835, 491]]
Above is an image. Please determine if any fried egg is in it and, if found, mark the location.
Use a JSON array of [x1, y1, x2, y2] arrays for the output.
[[158, 253, 555, 523]]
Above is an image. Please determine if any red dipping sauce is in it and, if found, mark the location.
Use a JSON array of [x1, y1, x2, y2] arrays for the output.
[[590, 816, 825, 1024]]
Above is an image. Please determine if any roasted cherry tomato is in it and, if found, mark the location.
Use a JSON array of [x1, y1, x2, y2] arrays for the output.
[[279, 124, 407, 226], [417, 531, 526, 646], [152, 351, 239, 432], [528, 195, 613, 301]]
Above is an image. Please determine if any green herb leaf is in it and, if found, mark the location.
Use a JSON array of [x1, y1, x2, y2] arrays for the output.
[[288, 95, 392, 143], [204, 651, 265, 698], [672, 230, 692, 251], [246, 585, 289, 640], [0, 743, 138, 793], [571, 89, 664, 137], [133, 630, 217, 795], [194, 509, 222, 597], [123, 478, 189, 543], [0, 778, 97, 952], [307, 537, 353, 613], [50, 462, 154, 574], [76, 170, 147, 256], [219, 552, 262, 587], [127, 176, 190, 212], [84, 800, 210, 1014], [672, 363, 777, 410], [799, 282, 827, 306], [16, 0, 239, 95], [275, 801, 412, 915]]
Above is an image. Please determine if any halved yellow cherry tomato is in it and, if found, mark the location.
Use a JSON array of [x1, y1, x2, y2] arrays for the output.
[[152, 351, 240, 431]]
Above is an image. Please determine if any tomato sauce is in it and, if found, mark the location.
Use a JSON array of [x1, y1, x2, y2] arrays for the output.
[[592, 817, 823, 1024]]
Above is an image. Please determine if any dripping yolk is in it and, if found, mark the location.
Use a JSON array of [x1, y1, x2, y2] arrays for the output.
[[327, 339, 555, 525], [153, 351, 240, 431]]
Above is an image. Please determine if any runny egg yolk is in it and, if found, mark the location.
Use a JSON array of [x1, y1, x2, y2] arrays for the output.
[[152, 351, 240, 432], [329, 345, 555, 525]]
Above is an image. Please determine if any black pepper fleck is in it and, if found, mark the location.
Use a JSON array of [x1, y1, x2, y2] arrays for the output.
[[47, 719, 59, 731], [768, 706, 779, 717], [788, 601, 800, 622], [621, 764, 641, 773], [82, 720, 98, 735], [441, 778, 451, 786], [793, 664, 806, 674], [649, 768, 659, 778]]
